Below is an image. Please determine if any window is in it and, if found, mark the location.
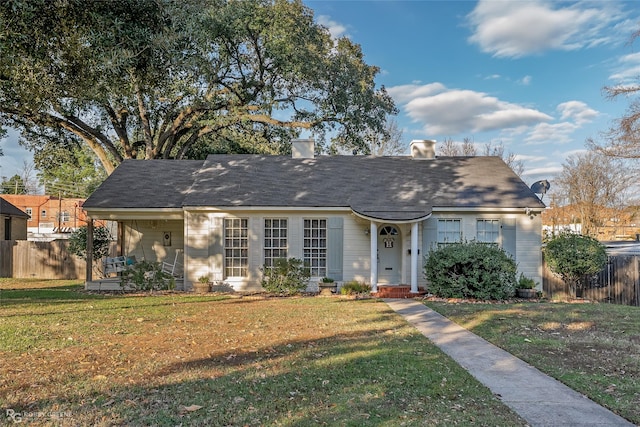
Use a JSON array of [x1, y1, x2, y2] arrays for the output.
[[41, 209, 47, 218], [224, 218, 248, 277], [60, 211, 70, 222], [303, 218, 326, 277], [25, 208, 32, 219], [477, 219, 500, 244], [264, 218, 288, 267], [437, 219, 461, 244]]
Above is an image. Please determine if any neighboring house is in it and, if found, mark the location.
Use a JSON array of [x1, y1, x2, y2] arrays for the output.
[[0, 198, 29, 240], [82, 139, 546, 292], [0, 195, 95, 240]]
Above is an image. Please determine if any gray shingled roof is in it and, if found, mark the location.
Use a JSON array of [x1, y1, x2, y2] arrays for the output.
[[84, 155, 545, 221], [83, 159, 204, 209], [0, 198, 30, 218]]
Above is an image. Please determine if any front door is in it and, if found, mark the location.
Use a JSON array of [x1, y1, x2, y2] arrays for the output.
[[377, 225, 401, 284]]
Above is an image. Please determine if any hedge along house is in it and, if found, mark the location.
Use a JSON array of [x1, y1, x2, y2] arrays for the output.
[[82, 139, 546, 292]]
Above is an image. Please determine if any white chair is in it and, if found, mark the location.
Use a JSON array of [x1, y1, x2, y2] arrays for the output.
[[161, 250, 183, 277], [104, 256, 127, 276]]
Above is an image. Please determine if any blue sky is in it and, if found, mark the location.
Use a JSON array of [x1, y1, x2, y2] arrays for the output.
[[307, 0, 640, 185], [1, 0, 639, 188]]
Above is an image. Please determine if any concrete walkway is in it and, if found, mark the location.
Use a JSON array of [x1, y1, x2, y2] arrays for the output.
[[385, 299, 635, 427]]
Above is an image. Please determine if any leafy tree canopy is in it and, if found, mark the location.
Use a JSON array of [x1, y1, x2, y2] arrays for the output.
[[0, 0, 396, 175], [1, 175, 27, 195], [36, 141, 107, 198]]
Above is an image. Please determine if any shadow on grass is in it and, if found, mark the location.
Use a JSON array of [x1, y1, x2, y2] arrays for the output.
[[4, 324, 527, 426]]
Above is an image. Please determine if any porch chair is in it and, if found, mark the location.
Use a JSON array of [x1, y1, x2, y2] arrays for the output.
[[161, 249, 183, 277], [103, 256, 127, 276]]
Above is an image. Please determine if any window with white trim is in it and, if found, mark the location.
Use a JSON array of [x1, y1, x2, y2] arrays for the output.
[[476, 219, 500, 244], [437, 219, 462, 244], [264, 218, 288, 267], [60, 211, 70, 222], [303, 218, 326, 277], [41, 209, 47, 218], [224, 218, 248, 277], [25, 208, 32, 219]]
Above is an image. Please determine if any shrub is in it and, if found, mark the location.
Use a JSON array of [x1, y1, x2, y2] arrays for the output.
[[120, 260, 176, 291], [424, 241, 517, 300], [261, 258, 310, 295], [517, 273, 538, 289], [543, 233, 607, 298], [68, 226, 111, 260], [340, 281, 371, 295]]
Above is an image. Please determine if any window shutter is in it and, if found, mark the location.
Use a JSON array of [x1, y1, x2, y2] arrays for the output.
[[422, 217, 437, 254], [327, 217, 343, 281], [502, 218, 516, 259]]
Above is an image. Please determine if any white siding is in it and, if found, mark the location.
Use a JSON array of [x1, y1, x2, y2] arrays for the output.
[[122, 219, 184, 264], [422, 211, 543, 288]]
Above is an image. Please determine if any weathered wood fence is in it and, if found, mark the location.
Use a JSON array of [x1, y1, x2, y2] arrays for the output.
[[0, 240, 86, 279], [543, 255, 640, 306]]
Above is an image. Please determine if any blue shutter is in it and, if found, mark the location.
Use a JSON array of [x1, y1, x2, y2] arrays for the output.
[[502, 218, 516, 259], [327, 217, 343, 281]]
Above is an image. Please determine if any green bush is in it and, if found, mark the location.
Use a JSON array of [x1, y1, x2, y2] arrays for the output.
[[517, 273, 538, 289], [340, 280, 371, 295], [424, 241, 517, 300], [543, 232, 607, 298], [261, 258, 310, 295], [120, 260, 176, 291], [68, 226, 111, 260]]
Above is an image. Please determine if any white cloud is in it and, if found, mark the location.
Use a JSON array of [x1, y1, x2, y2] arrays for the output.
[[317, 15, 348, 39], [518, 75, 532, 86], [467, 0, 625, 58], [387, 83, 552, 135], [609, 52, 640, 83], [556, 101, 599, 125], [525, 122, 578, 144]]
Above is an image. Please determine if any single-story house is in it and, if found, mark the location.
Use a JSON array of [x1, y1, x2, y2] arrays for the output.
[[0, 197, 29, 240], [82, 139, 546, 292]]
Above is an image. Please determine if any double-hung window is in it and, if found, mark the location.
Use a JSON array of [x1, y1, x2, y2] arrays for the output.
[[224, 218, 248, 277], [264, 218, 288, 267], [477, 219, 500, 245], [437, 219, 462, 245], [303, 219, 326, 277]]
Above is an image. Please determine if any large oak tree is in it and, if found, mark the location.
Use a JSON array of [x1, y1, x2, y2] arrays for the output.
[[0, 0, 396, 174]]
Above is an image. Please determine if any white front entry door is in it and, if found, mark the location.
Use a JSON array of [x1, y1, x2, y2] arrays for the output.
[[377, 225, 402, 284]]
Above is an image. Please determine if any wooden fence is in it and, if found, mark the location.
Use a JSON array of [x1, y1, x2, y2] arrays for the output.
[[543, 255, 640, 306], [0, 240, 86, 279]]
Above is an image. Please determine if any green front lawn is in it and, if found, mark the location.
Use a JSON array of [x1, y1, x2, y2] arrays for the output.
[[426, 300, 640, 425], [1, 280, 524, 426]]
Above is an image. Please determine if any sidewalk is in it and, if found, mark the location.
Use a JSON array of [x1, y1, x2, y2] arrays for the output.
[[385, 299, 635, 427]]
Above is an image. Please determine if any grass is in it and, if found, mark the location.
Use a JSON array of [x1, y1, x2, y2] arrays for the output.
[[425, 300, 640, 425], [0, 280, 526, 426]]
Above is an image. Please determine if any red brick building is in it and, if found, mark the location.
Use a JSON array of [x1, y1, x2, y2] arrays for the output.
[[0, 194, 91, 233]]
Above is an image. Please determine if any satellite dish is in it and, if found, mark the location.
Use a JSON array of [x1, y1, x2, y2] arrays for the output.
[[530, 180, 550, 200]]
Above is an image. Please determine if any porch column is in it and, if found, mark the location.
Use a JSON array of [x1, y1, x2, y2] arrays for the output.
[[86, 217, 93, 283], [410, 221, 418, 293], [370, 221, 378, 292]]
